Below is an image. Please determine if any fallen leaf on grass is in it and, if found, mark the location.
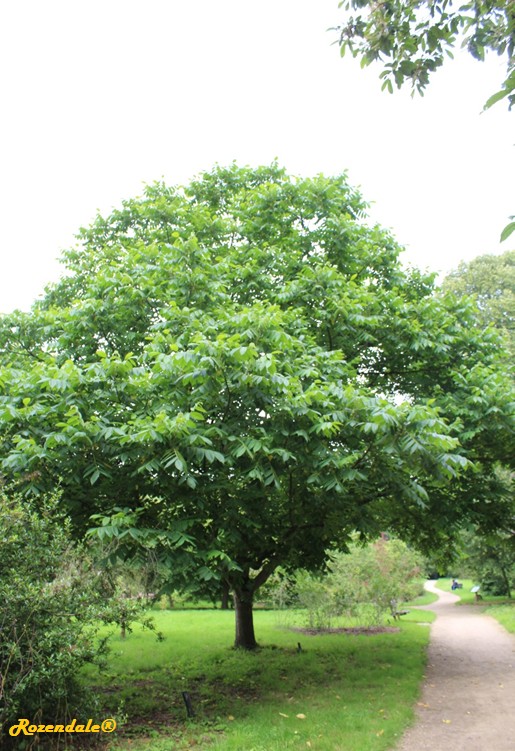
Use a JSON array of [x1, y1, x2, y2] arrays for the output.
[[227, 715, 235, 721], [279, 713, 289, 718], [376, 730, 384, 737], [296, 714, 307, 720]]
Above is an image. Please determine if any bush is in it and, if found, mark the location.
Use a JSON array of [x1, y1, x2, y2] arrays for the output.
[[294, 570, 336, 629], [326, 537, 423, 625], [258, 568, 296, 611], [281, 537, 424, 630], [0, 488, 155, 746]]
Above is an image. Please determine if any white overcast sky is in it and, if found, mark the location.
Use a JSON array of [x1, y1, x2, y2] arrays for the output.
[[0, 0, 513, 313]]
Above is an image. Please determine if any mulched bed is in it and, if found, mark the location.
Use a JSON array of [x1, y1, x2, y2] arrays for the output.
[[289, 626, 400, 636]]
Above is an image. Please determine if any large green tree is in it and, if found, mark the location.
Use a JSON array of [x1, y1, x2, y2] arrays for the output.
[[0, 164, 513, 648]]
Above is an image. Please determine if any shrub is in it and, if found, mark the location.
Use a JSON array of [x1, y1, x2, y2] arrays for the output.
[[0, 488, 155, 746], [281, 538, 423, 630], [294, 570, 336, 629], [327, 537, 423, 625], [258, 568, 296, 610]]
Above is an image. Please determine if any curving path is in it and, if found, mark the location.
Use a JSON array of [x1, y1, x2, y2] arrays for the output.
[[395, 581, 515, 751]]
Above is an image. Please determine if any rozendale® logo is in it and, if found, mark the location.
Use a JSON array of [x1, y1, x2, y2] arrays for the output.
[[9, 718, 117, 736]]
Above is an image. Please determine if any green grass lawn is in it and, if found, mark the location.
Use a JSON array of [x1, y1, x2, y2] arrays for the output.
[[407, 587, 439, 607], [82, 600, 434, 751]]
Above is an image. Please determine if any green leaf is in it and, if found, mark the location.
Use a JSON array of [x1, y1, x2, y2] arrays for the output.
[[500, 221, 515, 243], [90, 468, 100, 485]]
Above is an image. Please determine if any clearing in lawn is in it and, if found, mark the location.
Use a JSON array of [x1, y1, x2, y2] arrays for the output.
[[83, 606, 435, 751]]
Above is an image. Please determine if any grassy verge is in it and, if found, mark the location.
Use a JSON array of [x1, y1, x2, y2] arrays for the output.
[[407, 587, 439, 607], [83, 605, 433, 751], [484, 604, 515, 633]]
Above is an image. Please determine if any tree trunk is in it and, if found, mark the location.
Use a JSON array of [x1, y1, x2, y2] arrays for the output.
[[500, 564, 512, 599], [221, 580, 230, 610], [233, 589, 257, 649]]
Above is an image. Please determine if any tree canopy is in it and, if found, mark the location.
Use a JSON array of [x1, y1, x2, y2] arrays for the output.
[[334, 0, 515, 107], [0, 164, 513, 647]]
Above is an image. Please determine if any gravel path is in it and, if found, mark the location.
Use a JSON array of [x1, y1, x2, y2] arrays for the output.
[[395, 581, 515, 751]]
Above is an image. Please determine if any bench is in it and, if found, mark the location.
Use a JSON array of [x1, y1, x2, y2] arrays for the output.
[[390, 599, 410, 620]]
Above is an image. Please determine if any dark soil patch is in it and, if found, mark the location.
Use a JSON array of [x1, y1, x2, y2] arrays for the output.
[[290, 626, 400, 636]]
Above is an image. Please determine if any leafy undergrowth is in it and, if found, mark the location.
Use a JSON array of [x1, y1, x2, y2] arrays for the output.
[[80, 607, 432, 751]]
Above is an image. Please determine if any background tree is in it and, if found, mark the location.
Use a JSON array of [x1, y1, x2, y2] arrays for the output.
[[0, 164, 513, 648], [441, 250, 515, 356], [441, 252, 514, 592], [459, 525, 514, 597]]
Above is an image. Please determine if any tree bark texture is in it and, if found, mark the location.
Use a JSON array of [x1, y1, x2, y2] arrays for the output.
[[233, 590, 257, 649]]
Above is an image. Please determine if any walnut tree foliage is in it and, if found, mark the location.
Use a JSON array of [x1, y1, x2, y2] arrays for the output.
[[334, 0, 515, 106], [0, 164, 513, 648], [334, 2, 515, 242]]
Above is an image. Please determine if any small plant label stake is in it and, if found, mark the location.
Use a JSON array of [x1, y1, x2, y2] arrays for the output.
[[182, 691, 195, 718]]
